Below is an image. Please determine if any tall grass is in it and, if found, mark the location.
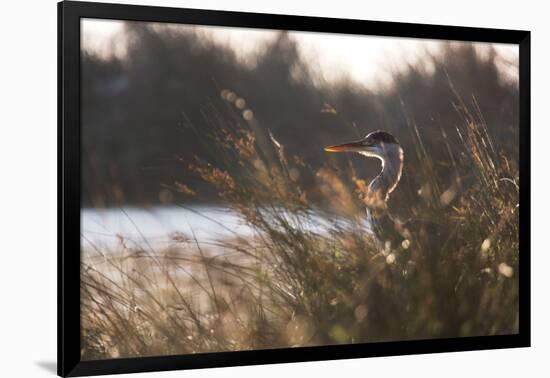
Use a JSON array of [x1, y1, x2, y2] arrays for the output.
[[81, 87, 519, 360]]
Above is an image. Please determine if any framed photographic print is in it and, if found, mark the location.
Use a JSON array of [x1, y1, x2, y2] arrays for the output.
[[58, 0, 530, 376]]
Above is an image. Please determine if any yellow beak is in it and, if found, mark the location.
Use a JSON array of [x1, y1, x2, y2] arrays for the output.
[[324, 140, 364, 152]]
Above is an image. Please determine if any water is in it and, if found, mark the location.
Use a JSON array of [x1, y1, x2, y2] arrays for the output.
[[81, 205, 370, 251], [81, 206, 256, 250]]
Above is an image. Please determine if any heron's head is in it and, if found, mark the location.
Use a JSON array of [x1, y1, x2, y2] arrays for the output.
[[324, 131, 401, 163]]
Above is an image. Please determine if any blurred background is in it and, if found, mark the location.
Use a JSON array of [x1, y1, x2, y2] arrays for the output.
[[81, 19, 518, 210]]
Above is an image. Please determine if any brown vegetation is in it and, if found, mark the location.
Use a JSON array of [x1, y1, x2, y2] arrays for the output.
[[81, 90, 519, 359]]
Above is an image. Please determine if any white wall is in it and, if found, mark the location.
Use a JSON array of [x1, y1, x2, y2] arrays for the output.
[[0, 0, 546, 377]]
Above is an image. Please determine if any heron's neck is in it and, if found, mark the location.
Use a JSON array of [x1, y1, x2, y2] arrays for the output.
[[363, 145, 403, 204]]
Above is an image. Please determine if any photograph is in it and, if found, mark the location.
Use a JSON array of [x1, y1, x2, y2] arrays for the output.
[[79, 17, 520, 360]]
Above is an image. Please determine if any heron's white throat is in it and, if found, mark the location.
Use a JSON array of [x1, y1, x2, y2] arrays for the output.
[[359, 143, 404, 202]]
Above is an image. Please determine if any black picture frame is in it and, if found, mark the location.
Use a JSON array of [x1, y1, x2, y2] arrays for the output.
[[58, 1, 531, 376]]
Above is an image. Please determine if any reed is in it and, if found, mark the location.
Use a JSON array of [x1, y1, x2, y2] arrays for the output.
[[81, 83, 519, 359]]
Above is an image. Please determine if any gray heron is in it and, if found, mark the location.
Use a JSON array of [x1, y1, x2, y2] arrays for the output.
[[324, 130, 405, 244]]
